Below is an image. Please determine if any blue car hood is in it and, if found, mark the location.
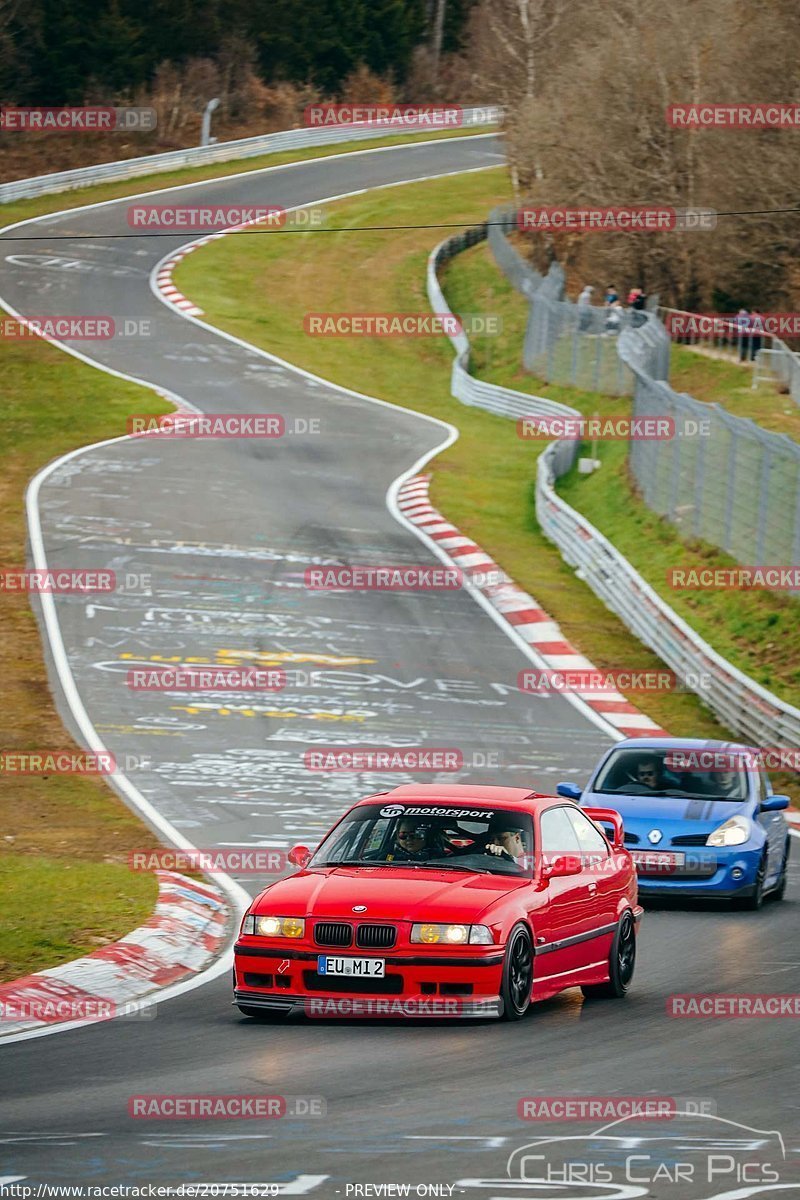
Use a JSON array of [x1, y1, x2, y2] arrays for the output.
[[585, 792, 744, 833]]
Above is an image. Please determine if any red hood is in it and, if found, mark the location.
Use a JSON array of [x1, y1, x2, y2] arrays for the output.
[[253, 866, 526, 923]]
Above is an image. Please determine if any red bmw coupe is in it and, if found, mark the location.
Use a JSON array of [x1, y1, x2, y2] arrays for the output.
[[233, 784, 642, 1020]]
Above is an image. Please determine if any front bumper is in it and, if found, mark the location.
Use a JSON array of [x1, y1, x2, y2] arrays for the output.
[[635, 846, 762, 896], [233, 941, 505, 1017]]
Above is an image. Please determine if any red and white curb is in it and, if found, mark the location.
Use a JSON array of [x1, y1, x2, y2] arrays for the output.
[[0, 870, 230, 1038], [155, 211, 281, 317], [155, 241, 215, 315], [397, 474, 669, 740]]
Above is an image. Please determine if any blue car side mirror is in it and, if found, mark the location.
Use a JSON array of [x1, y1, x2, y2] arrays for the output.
[[556, 782, 583, 801], [762, 795, 789, 812]]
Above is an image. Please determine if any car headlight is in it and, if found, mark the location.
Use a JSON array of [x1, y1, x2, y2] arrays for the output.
[[706, 816, 751, 847], [410, 923, 493, 945], [241, 914, 305, 938]]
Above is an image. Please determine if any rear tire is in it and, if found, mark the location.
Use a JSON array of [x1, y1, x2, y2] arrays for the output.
[[500, 923, 533, 1020], [581, 910, 636, 1000]]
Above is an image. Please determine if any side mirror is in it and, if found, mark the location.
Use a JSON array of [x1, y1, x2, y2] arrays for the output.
[[762, 795, 789, 812], [543, 853, 582, 879], [556, 782, 582, 801], [287, 844, 311, 868]]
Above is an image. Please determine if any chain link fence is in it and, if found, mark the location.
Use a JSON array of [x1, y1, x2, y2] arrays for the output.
[[622, 364, 800, 565], [488, 204, 800, 566], [429, 219, 800, 748], [488, 205, 636, 395]]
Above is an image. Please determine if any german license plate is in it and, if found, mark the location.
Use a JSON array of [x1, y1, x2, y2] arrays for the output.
[[631, 850, 685, 874], [318, 956, 385, 978]]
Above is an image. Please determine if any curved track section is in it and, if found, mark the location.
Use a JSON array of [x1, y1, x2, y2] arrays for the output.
[[0, 136, 798, 1196]]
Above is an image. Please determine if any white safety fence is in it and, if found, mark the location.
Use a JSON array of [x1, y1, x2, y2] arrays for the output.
[[0, 106, 503, 204], [428, 224, 800, 750]]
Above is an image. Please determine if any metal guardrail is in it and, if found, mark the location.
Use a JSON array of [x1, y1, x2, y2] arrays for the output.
[[428, 220, 800, 750], [536, 442, 800, 749], [427, 227, 579, 424], [0, 107, 503, 204]]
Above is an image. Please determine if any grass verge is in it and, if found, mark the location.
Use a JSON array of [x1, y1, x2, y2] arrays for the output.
[[0, 330, 169, 981], [669, 345, 800, 441]]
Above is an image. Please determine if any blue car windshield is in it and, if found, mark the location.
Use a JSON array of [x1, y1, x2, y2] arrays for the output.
[[593, 748, 749, 800]]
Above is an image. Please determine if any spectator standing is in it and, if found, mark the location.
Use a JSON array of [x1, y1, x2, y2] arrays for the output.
[[577, 284, 594, 331]]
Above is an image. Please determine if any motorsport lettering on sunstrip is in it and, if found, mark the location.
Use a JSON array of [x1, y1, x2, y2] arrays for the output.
[[380, 805, 495, 819]]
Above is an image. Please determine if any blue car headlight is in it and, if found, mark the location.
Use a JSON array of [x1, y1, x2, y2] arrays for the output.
[[706, 816, 751, 847]]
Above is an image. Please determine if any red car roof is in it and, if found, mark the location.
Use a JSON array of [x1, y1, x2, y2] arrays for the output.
[[356, 783, 547, 808]]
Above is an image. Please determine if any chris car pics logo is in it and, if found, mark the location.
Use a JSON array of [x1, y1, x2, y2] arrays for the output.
[[501, 1110, 787, 1197]]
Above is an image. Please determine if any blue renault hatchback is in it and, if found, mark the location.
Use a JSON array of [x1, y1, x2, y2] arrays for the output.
[[557, 738, 791, 908]]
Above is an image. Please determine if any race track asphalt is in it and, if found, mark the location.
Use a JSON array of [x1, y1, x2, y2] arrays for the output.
[[0, 134, 798, 1198]]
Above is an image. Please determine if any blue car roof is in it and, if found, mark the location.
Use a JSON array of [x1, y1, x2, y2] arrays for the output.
[[610, 737, 754, 753]]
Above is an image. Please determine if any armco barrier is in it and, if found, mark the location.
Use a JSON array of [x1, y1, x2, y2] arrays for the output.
[[428, 222, 800, 751], [427, 228, 579, 425], [0, 107, 502, 204]]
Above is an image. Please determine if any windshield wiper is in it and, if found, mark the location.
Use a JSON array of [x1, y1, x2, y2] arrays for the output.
[[312, 859, 373, 868], [419, 861, 494, 874]]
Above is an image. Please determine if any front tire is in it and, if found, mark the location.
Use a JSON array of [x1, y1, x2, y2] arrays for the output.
[[741, 852, 767, 910], [500, 923, 533, 1020], [770, 839, 790, 903], [581, 910, 636, 1000]]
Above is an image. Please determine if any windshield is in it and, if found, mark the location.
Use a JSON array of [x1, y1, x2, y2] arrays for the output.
[[593, 748, 749, 800], [308, 801, 535, 877]]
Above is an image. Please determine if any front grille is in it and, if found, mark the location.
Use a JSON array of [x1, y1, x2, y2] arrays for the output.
[[303, 971, 404, 994], [672, 833, 711, 846], [356, 923, 396, 949], [624, 832, 640, 845], [314, 922, 353, 947]]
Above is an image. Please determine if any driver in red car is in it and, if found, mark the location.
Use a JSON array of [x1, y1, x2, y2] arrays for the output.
[[483, 814, 529, 864]]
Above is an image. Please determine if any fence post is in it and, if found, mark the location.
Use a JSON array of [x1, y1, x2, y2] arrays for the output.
[[755, 447, 773, 562], [723, 425, 739, 555]]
